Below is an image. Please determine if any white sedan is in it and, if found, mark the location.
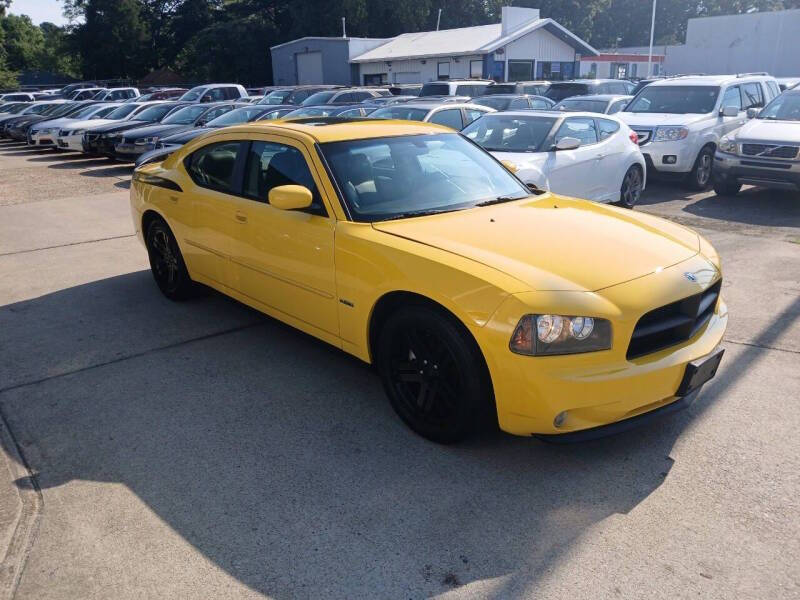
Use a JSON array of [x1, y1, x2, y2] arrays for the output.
[[461, 111, 646, 207]]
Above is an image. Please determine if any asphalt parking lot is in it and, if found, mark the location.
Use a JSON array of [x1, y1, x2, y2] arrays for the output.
[[0, 141, 798, 600]]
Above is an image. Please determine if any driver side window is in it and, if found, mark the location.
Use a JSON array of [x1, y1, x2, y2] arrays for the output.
[[721, 86, 742, 112], [186, 141, 241, 193], [555, 117, 598, 146]]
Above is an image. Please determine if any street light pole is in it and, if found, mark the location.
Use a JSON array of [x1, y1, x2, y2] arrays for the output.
[[647, 0, 657, 77]]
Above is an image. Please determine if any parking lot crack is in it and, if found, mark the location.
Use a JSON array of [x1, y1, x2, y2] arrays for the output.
[[0, 322, 263, 397], [0, 235, 136, 258], [724, 338, 800, 355]]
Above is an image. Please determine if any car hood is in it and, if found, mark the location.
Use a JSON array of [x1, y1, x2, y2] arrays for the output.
[[372, 195, 700, 292], [160, 127, 212, 145], [122, 123, 189, 140], [89, 120, 152, 134], [30, 117, 82, 131], [618, 112, 709, 127], [734, 119, 800, 143], [491, 150, 548, 167]]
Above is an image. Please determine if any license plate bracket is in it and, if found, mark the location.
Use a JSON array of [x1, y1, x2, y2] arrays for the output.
[[676, 347, 724, 397]]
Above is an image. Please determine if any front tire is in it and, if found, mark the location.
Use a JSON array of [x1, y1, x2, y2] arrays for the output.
[[687, 146, 714, 191], [376, 305, 492, 443], [145, 217, 194, 300], [617, 165, 644, 208]]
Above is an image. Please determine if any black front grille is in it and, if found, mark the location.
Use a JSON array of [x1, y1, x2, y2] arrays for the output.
[[627, 280, 721, 360], [741, 144, 798, 159]]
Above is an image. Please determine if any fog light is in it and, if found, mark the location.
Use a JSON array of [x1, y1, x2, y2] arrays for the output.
[[554, 411, 567, 428], [663, 155, 677, 164]]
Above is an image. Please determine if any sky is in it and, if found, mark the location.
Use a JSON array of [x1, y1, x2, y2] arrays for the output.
[[8, 0, 69, 26]]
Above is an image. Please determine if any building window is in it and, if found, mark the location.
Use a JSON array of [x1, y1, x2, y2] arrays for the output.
[[364, 73, 387, 85], [437, 62, 450, 80], [470, 59, 483, 78], [588, 63, 598, 78], [508, 60, 533, 82], [652, 63, 660, 76], [537, 61, 573, 81], [610, 62, 628, 79]]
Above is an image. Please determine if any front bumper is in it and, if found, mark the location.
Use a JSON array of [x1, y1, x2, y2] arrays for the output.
[[29, 130, 57, 147], [114, 142, 155, 161], [632, 131, 697, 175], [56, 133, 84, 151], [479, 253, 727, 437], [714, 150, 800, 191]]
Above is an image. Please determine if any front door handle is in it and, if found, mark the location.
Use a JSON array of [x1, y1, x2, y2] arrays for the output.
[[235, 211, 248, 224]]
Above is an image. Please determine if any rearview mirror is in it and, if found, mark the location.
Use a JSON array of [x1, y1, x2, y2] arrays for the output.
[[268, 185, 313, 210], [720, 105, 739, 117], [554, 137, 581, 151], [746, 107, 760, 119]]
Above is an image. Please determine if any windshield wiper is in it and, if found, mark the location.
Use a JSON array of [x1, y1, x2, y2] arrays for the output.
[[381, 208, 461, 221], [475, 195, 527, 207]]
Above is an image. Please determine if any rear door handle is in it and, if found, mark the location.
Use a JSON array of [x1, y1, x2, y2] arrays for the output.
[[235, 211, 248, 223]]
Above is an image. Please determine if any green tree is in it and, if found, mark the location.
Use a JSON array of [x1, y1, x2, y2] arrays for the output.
[[1, 13, 45, 71]]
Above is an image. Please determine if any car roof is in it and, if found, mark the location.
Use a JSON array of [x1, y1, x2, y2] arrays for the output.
[[559, 94, 631, 101], [651, 74, 770, 87], [479, 110, 607, 119], [220, 120, 452, 143]]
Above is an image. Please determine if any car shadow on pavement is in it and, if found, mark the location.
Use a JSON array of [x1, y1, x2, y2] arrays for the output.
[[28, 153, 100, 163], [79, 164, 134, 178], [683, 189, 800, 228], [46, 158, 118, 170], [0, 270, 742, 598], [637, 181, 700, 205]]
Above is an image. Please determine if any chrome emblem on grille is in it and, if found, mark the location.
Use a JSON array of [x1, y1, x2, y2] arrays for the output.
[[684, 272, 698, 282]]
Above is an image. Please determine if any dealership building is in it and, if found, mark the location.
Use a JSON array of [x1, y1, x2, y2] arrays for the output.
[[271, 7, 598, 86]]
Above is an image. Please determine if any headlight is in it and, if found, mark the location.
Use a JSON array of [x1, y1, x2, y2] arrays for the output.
[[71, 129, 84, 136], [653, 126, 689, 142], [718, 136, 737, 154], [136, 136, 158, 145], [509, 314, 612, 356]]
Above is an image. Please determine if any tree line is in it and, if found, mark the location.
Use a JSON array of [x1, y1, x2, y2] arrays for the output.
[[2, 0, 800, 88]]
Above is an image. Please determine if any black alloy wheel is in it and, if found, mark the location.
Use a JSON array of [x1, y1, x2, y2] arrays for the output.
[[145, 218, 194, 300], [618, 165, 644, 208], [377, 305, 492, 443]]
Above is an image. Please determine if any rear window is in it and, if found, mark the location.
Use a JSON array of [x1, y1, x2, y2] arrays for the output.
[[302, 91, 337, 106], [555, 99, 608, 113], [420, 83, 450, 96], [370, 106, 429, 121], [472, 97, 512, 110], [545, 84, 590, 102], [487, 84, 516, 94]]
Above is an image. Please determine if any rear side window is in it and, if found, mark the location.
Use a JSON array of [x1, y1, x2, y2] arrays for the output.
[[741, 82, 764, 109], [186, 141, 241, 193], [464, 109, 486, 125], [204, 88, 226, 102], [608, 99, 628, 114], [530, 98, 551, 109], [523, 85, 545, 95], [766, 80, 780, 99], [596, 118, 620, 140], [349, 91, 372, 102], [224, 87, 241, 100], [555, 117, 598, 146], [609, 82, 628, 94], [243, 141, 325, 216], [510, 98, 529, 109], [428, 109, 464, 129]]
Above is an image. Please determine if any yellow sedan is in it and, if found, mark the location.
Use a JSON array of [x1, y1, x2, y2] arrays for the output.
[[130, 119, 727, 443]]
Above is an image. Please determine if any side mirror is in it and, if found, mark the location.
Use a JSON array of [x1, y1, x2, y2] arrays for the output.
[[500, 160, 518, 173], [554, 136, 581, 151], [746, 107, 760, 119], [720, 105, 739, 117], [268, 185, 313, 210]]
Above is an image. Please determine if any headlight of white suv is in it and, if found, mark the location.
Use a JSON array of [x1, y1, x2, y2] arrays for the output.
[[653, 126, 689, 142], [718, 135, 737, 154]]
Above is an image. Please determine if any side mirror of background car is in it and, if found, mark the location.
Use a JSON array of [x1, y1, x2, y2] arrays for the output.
[[268, 185, 313, 211], [554, 137, 581, 151], [746, 107, 760, 119], [720, 105, 739, 117]]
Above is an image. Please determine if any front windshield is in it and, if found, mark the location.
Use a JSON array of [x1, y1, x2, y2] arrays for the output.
[[625, 86, 720, 114], [207, 107, 262, 126], [301, 91, 336, 106], [26, 103, 56, 115], [462, 114, 557, 153], [105, 104, 139, 119], [420, 83, 450, 96], [135, 104, 179, 122], [162, 105, 207, 124], [369, 106, 429, 121], [555, 99, 607, 113], [319, 133, 528, 222], [74, 104, 106, 118], [757, 92, 800, 121], [49, 103, 79, 117], [260, 90, 291, 105], [6, 103, 31, 114], [472, 97, 513, 111], [179, 86, 206, 102]]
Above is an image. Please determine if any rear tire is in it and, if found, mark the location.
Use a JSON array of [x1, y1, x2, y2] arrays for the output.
[[617, 165, 643, 208], [687, 146, 714, 191], [713, 179, 742, 197], [145, 217, 194, 301], [376, 305, 492, 443]]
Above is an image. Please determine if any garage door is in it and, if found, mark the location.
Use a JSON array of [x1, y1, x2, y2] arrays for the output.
[[296, 52, 323, 85], [394, 72, 421, 84]]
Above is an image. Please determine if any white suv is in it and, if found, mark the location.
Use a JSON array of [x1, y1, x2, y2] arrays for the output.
[[619, 74, 780, 189], [419, 79, 495, 97]]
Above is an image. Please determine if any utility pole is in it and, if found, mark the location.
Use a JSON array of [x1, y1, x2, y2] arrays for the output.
[[436, 8, 442, 31], [647, 0, 657, 77]]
